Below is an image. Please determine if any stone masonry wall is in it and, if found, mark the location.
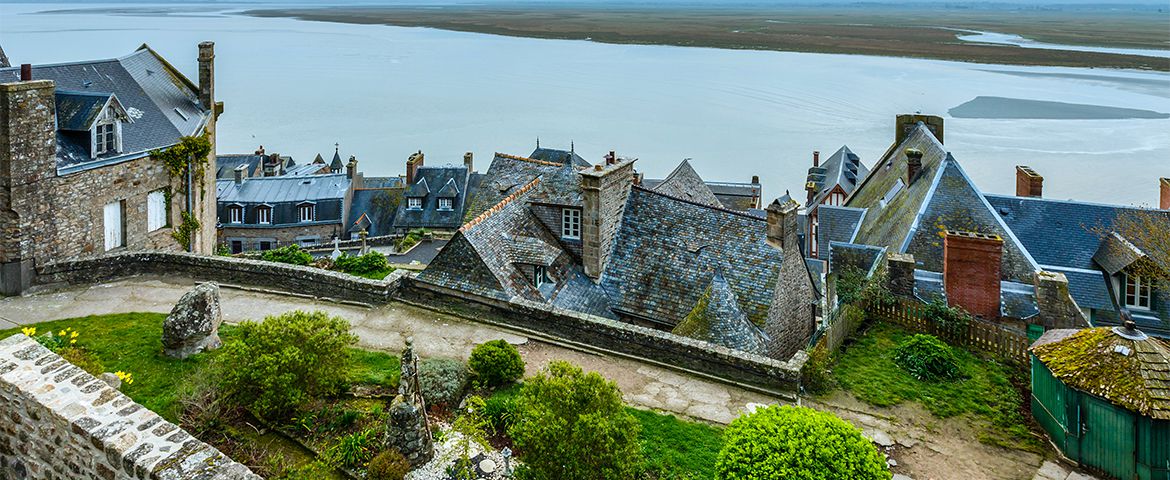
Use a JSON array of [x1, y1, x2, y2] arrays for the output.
[[0, 334, 258, 480], [220, 223, 342, 251]]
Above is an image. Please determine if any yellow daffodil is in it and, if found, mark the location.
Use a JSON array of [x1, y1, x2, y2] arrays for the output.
[[21, 327, 35, 336], [70, 339, 77, 344], [58, 330, 66, 336], [70, 331, 79, 338]]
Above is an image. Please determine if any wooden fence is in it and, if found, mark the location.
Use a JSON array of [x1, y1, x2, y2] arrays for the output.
[[868, 299, 1031, 365]]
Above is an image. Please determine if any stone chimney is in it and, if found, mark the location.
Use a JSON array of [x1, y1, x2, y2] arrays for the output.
[[1015, 166, 1043, 198], [197, 42, 215, 112], [1161, 178, 1169, 210], [463, 152, 473, 173], [347, 155, 358, 180], [905, 148, 923, 185], [751, 175, 759, 184], [255, 145, 265, 156], [886, 252, 917, 298], [895, 114, 944, 145], [0, 78, 57, 295], [580, 156, 637, 279], [233, 164, 247, 185], [812, 151, 820, 167], [762, 196, 816, 360], [1034, 271, 1089, 329], [406, 150, 424, 185], [765, 197, 799, 252], [943, 230, 1003, 320]]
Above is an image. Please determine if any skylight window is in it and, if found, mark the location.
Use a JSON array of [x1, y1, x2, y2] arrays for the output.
[[174, 108, 189, 121], [879, 178, 905, 208]]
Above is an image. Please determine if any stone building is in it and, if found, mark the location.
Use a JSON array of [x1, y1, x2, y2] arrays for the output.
[[0, 43, 220, 294], [393, 150, 475, 234], [216, 170, 354, 252], [640, 159, 763, 212], [216, 145, 294, 179], [420, 148, 818, 361], [816, 114, 1169, 336]]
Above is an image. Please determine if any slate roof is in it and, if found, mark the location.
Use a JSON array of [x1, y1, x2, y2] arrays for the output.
[[1033, 327, 1170, 419], [672, 270, 770, 355], [528, 147, 591, 168], [1, 46, 210, 174], [216, 173, 350, 204], [54, 91, 124, 131], [394, 165, 470, 230], [807, 145, 868, 207], [600, 187, 784, 328], [912, 270, 1039, 319], [464, 153, 581, 220], [647, 160, 722, 207], [329, 150, 344, 173], [827, 242, 885, 277], [216, 154, 264, 179], [346, 188, 401, 237], [363, 176, 405, 189], [285, 163, 329, 177], [817, 205, 866, 261], [643, 177, 762, 211]]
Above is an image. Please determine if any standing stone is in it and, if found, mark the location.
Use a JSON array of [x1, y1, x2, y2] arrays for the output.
[[385, 337, 434, 467], [162, 282, 224, 359]]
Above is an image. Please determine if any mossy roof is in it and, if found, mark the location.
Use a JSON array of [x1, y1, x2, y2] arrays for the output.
[[1032, 328, 1170, 419], [672, 270, 769, 355]]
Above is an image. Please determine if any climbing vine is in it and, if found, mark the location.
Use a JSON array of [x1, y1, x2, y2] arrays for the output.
[[152, 135, 211, 249]]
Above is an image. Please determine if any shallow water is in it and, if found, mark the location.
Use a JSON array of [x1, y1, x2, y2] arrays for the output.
[[956, 30, 1170, 60], [2, 3, 1168, 205]]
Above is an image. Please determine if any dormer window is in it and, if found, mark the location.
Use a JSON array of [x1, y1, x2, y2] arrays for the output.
[[56, 91, 130, 159], [1124, 274, 1151, 310], [95, 122, 117, 155], [228, 205, 244, 224], [298, 203, 316, 223], [408, 197, 423, 210], [532, 265, 547, 287], [438, 198, 453, 211], [256, 205, 272, 225]]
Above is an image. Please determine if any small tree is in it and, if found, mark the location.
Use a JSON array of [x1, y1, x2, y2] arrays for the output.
[[715, 405, 890, 480], [468, 339, 525, 388], [261, 244, 313, 266], [215, 310, 358, 419], [509, 361, 643, 480]]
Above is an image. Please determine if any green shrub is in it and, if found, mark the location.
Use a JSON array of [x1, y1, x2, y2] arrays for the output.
[[715, 405, 889, 480], [261, 245, 313, 266], [468, 339, 525, 388], [334, 251, 389, 276], [509, 361, 643, 480], [215, 311, 358, 419], [922, 297, 971, 334], [893, 334, 962, 381], [60, 347, 105, 377], [419, 357, 470, 408], [327, 428, 378, 470], [367, 450, 411, 480], [801, 343, 835, 395], [483, 386, 520, 433]]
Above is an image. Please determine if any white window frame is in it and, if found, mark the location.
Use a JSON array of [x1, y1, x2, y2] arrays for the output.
[[438, 198, 453, 211], [1124, 274, 1152, 310], [147, 190, 167, 232], [256, 206, 272, 225], [561, 208, 581, 240], [407, 197, 423, 210], [298, 204, 315, 223], [533, 265, 547, 287], [229, 205, 244, 224], [810, 216, 819, 258]]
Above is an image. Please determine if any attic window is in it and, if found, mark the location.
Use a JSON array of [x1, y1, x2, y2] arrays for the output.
[[532, 265, 547, 287], [408, 197, 423, 210], [438, 198, 453, 211], [91, 105, 123, 157], [879, 178, 905, 208]]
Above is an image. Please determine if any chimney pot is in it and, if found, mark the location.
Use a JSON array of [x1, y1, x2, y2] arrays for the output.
[[20, 64, 31, 81], [255, 145, 264, 156], [463, 152, 474, 173], [905, 148, 923, 184], [751, 175, 760, 184], [813, 151, 820, 167], [1016, 165, 1043, 198], [1160, 178, 1169, 210]]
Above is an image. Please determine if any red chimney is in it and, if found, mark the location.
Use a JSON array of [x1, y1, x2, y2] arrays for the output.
[[20, 64, 32, 81], [1161, 178, 1169, 210], [406, 150, 424, 184], [812, 151, 820, 167], [944, 231, 1003, 320], [1015, 166, 1043, 198]]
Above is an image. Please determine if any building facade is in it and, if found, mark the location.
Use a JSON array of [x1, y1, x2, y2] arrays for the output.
[[0, 43, 220, 294]]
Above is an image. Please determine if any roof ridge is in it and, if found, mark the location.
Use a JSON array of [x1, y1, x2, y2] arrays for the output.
[[633, 185, 764, 221], [495, 152, 562, 167], [985, 192, 1169, 212], [460, 177, 542, 232]]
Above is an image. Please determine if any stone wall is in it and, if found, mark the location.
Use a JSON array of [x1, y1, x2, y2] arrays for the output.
[[401, 277, 807, 396], [35, 252, 398, 305], [0, 334, 258, 480], [220, 222, 342, 252]]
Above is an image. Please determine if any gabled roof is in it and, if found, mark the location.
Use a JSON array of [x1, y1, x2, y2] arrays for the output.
[[394, 165, 470, 230], [529, 146, 591, 168], [649, 160, 722, 208], [54, 90, 128, 131], [1, 46, 210, 173], [601, 187, 784, 328], [1033, 327, 1170, 419], [346, 188, 400, 237], [216, 173, 350, 204], [436, 178, 460, 198], [464, 152, 580, 220], [1095, 232, 1146, 276], [816, 205, 866, 260], [330, 149, 344, 172], [807, 146, 868, 207], [672, 270, 770, 355], [407, 178, 431, 197]]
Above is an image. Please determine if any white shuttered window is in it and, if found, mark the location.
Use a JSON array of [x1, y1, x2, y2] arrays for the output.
[[147, 190, 167, 231]]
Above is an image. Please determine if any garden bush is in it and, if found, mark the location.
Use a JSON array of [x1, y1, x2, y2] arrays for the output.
[[483, 386, 519, 433], [468, 339, 525, 388], [715, 405, 889, 480], [334, 251, 389, 276], [419, 357, 470, 409], [327, 428, 378, 470], [801, 343, 835, 395], [922, 297, 972, 334], [509, 361, 643, 480], [367, 450, 411, 480], [261, 244, 313, 266], [215, 311, 358, 419], [893, 334, 962, 381]]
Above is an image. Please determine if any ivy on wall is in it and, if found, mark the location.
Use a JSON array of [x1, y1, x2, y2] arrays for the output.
[[151, 134, 211, 250]]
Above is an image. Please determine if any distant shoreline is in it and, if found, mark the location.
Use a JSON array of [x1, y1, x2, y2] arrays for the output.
[[245, 5, 1170, 72]]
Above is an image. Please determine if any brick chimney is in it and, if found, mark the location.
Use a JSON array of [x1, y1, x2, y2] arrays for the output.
[[580, 156, 637, 279], [812, 151, 820, 167], [20, 64, 31, 81], [463, 152, 473, 173], [233, 164, 247, 185], [1015, 166, 1043, 198], [197, 42, 215, 112], [895, 114, 944, 145], [0, 78, 56, 294], [905, 148, 923, 185], [1161, 178, 1169, 210], [943, 231, 1003, 320], [406, 150, 424, 185]]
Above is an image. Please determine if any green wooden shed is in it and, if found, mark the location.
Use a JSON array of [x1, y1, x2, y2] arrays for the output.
[[1030, 324, 1170, 480]]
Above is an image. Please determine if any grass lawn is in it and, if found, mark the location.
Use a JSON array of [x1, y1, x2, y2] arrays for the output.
[[833, 321, 1041, 452], [0, 313, 400, 423]]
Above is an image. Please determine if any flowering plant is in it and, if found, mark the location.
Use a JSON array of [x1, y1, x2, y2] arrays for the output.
[[33, 327, 79, 352], [114, 371, 135, 385]]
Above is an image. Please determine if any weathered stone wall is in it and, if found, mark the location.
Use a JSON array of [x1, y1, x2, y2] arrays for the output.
[[0, 334, 258, 480], [401, 277, 807, 396], [220, 223, 342, 251], [763, 201, 817, 361], [1034, 271, 1089, 329], [36, 252, 398, 305], [580, 159, 635, 278]]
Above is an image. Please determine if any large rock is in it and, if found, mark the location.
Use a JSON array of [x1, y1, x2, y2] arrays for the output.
[[162, 282, 223, 359]]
